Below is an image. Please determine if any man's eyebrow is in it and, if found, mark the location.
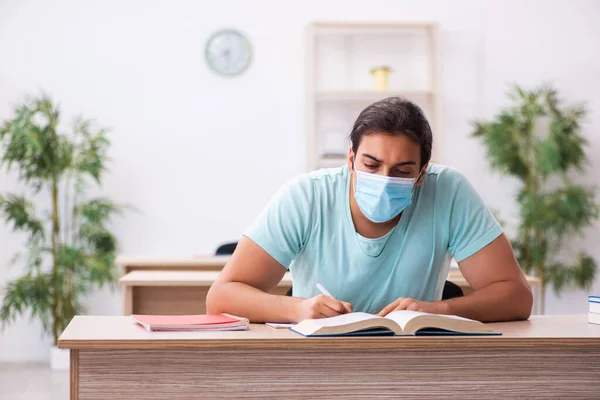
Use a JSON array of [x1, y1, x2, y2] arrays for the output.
[[394, 161, 417, 167], [362, 153, 383, 163], [361, 153, 416, 167]]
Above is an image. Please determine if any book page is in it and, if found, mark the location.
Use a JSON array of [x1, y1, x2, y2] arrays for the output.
[[384, 310, 428, 330], [292, 312, 402, 336], [295, 312, 383, 335], [385, 310, 478, 331], [266, 323, 295, 329], [307, 312, 381, 328]]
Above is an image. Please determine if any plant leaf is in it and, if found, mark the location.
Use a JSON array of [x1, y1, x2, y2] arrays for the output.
[[72, 117, 111, 183], [0, 273, 53, 334], [571, 252, 597, 291], [0, 194, 45, 240], [76, 197, 123, 225], [77, 223, 117, 254], [0, 94, 70, 185]]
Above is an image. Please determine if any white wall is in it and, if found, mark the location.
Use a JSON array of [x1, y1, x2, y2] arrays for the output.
[[1, 0, 599, 361]]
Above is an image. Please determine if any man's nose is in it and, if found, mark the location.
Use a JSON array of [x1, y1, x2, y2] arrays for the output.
[[378, 167, 394, 177]]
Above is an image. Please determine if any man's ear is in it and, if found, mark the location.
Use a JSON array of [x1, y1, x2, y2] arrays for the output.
[[415, 163, 428, 186], [347, 147, 355, 172]]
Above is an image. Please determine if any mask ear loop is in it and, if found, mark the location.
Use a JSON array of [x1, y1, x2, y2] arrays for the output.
[[351, 154, 357, 195], [410, 170, 425, 203], [415, 170, 422, 185], [414, 165, 427, 186]]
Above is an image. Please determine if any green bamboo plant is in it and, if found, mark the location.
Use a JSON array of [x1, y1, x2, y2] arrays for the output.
[[0, 94, 126, 345], [472, 84, 598, 310]]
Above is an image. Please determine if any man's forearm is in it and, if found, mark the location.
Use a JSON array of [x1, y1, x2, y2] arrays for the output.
[[440, 280, 533, 322], [206, 282, 301, 323]]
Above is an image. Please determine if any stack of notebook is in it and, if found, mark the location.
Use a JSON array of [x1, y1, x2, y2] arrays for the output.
[[590, 296, 600, 325], [131, 314, 249, 332]]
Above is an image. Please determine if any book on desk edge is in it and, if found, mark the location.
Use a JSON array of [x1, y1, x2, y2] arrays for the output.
[[588, 296, 599, 325], [589, 296, 600, 315], [291, 310, 500, 337]]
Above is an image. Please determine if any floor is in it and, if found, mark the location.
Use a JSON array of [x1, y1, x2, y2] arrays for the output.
[[0, 363, 69, 400]]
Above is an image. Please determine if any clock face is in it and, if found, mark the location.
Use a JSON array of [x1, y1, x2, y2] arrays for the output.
[[205, 30, 252, 76]]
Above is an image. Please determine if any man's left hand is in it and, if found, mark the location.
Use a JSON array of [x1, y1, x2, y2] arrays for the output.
[[377, 298, 449, 317]]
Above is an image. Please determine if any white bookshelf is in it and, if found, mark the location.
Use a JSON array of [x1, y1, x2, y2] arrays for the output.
[[316, 90, 433, 103], [305, 22, 442, 170]]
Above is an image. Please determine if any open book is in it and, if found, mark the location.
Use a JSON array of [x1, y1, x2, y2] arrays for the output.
[[131, 314, 249, 332], [291, 311, 498, 336]]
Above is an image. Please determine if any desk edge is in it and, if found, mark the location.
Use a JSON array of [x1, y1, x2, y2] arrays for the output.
[[58, 336, 600, 350]]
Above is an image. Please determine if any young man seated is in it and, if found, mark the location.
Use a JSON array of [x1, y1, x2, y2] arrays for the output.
[[207, 97, 532, 323]]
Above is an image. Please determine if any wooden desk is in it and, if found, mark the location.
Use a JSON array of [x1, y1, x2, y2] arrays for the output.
[[117, 256, 542, 290], [118, 258, 543, 315], [120, 270, 292, 315], [59, 315, 600, 399]]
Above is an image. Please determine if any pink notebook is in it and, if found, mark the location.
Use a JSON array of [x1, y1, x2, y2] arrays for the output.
[[131, 314, 249, 332]]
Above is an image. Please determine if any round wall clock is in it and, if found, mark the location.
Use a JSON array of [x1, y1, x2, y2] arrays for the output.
[[205, 29, 252, 77]]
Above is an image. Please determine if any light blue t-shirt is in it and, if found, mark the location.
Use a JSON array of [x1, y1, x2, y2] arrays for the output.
[[244, 164, 502, 314]]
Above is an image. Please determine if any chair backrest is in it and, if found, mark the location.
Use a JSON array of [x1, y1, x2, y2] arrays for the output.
[[215, 241, 464, 301], [285, 281, 463, 300], [215, 242, 237, 255], [442, 280, 464, 300]]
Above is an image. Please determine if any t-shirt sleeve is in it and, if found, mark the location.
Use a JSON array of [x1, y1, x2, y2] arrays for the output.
[[243, 175, 314, 270], [447, 170, 503, 262]]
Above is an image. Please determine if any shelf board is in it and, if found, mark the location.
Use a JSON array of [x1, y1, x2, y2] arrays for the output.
[[312, 22, 437, 29], [315, 91, 433, 103], [317, 156, 347, 169], [312, 22, 438, 36]]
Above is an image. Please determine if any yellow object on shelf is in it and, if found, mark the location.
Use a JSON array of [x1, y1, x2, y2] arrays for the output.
[[370, 66, 391, 91]]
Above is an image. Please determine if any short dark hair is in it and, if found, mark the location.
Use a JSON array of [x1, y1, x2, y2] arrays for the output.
[[349, 97, 433, 168]]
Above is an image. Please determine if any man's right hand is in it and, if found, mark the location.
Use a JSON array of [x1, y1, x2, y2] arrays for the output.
[[208, 237, 353, 324], [293, 294, 352, 322]]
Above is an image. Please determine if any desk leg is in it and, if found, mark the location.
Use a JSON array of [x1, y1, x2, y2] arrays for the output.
[[531, 285, 543, 315], [123, 286, 133, 315], [70, 349, 79, 400]]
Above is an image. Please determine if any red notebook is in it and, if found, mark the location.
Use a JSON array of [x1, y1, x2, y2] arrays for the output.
[[131, 314, 249, 332]]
